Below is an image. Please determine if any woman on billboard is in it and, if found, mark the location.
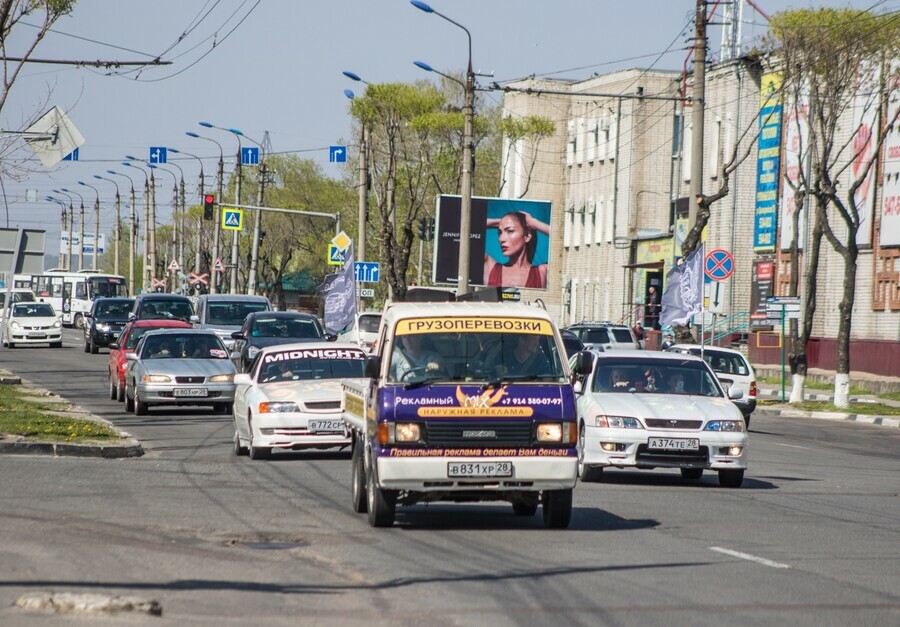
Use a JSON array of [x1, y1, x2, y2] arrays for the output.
[[483, 211, 550, 289]]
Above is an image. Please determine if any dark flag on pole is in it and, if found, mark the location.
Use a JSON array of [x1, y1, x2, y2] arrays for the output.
[[660, 243, 704, 327], [319, 243, 357, 335]]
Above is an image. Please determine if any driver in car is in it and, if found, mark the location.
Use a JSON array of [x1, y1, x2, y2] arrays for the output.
[[390, 334, 442, 382]]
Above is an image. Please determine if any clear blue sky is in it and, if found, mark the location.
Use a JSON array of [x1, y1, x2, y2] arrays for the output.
[[1, 0, 893, 250]]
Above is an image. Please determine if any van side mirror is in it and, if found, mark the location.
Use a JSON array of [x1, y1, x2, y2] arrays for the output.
[[364, 355, 381, 379], [572, 351, 593, 376]]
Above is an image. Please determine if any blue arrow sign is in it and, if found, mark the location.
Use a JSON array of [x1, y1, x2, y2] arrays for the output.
[[354, 261, 380, 283], [329, 145, 346, 163], [149, 146, 167, 164], [242, 147, 259, 166], [62, 147, 79, 161]]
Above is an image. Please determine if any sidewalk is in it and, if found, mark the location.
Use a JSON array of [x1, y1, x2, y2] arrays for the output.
[[756, 382, 900, 429], [0, 370, 143, 458]]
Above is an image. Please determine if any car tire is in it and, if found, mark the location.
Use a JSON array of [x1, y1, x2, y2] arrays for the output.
[[542, 488, 573, 529], [7, 342, 14, 349], [83, 338, 90, 353], [134, 393, 149, 416], [248, 415, 271, 460], [232, 420, 248, 456], [577, 423, 603, 483], [124, 387, 135, 412], [109, 376, 117, 400], [718, 469, 744, 488], [366, 458, 396, 528], [116, 381, 125, 402], [681, 468, 704, 481], [351, 440, 368, 514], [90, 340, 99, 354], [50, 341, 62, 349], [512, 498, 538, 517]]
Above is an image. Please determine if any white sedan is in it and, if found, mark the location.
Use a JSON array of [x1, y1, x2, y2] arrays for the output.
[[574, 350, 748, 487], [232, 342, 367, 460], [1, 302, 63, 348]]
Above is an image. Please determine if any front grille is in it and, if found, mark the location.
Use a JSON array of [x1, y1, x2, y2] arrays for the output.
[[175, 376, 206, 384], [635, 444, 709, 465], [645, 419, 703, 430], [305, 400, 341, 411], [425, 420, 533, 447]]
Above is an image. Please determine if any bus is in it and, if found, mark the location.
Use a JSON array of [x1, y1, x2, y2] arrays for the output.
[[27, 269, 129, 328]]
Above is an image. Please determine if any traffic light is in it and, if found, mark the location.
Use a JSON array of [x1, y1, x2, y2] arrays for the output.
[[425, 217, 435, 241], [416, 217, 427, 239], [203, 194, 215, 220]]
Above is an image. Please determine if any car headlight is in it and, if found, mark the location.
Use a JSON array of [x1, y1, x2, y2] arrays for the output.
[[594, 415, 643, 429], [259, 401, 299, 413], [10, 321, 19, 329], [142, 374, 171, 383], [53, 320, 62, 328], [247, 346, 261, 359], [209, 374, 234, 383], [705, 420, 745, 432], [96, 323, 110, 332]]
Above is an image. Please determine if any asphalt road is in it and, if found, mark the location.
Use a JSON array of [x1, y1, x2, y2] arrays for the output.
[[0, 329, 898, 626]]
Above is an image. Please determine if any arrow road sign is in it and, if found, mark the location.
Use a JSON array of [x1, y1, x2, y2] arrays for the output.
[[149, 146, 167, 164], [62, 147, 79, 161], [329, 145, 346, 163], [212, 257, 226, 273], [354, 261, 380, 283], [705, 248, 735, 282], [241, 147, 259, 166], [222, 208, 243, 231]]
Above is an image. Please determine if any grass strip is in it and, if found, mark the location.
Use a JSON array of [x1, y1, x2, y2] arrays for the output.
[[760, 399, 900, 416], [0, 384, 121, 442]]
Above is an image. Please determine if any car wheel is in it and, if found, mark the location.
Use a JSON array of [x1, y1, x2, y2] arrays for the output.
[[7, 342, 14, 349], [681, 468, 704, 481], [351, 439, 368, 513], [718, 469, 744, 488], [366, 457, 396, 528], [248, 415, 271, 460], [134, 392, 149, 416], [109, 376, 117, 400], [542, 488, 573, 529], [90, 339, 99, 354], [116, 381, 125, 402], [232, 419, 248, 456], [577, 423, 603, 483], [83, 337, 90, 353], [124, 387, 135, 412], [512, 497, 538, 517]]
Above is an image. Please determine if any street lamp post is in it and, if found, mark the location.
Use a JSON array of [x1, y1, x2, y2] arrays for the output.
[[122, 162, 151, 292], [78, 181, 101, 271], [52, 189, 75, 270], [107, 170, 138, 295], [343, 71, 369, 264], [412, 0, 475, 295], [149, 164, 180, 291], [47, 197, 68, 268], [200, 122, 243, 293], [169, 147, 205, 276], [186, 131, 224, 293], [161, 158, 186, 270], [61, 188, 85, 270], [93, 174, 121, 276], [231, 129, 265, 296]]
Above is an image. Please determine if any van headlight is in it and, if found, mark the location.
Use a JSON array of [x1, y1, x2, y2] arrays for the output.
[[10, 321, 20, 330], [378, 422, 423, 443], [96, 323, 110, 332], [705, 420, 745, 432], [535, 422, 576, 443]]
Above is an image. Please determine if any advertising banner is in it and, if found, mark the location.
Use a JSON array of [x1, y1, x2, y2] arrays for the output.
[[750, 259, 775, 327], [753, 72, 782, 252], [851, 62, 881, 246], [434, 195, 552, 290], [780, 91, 809, 251], [879, 65, 900, 247]]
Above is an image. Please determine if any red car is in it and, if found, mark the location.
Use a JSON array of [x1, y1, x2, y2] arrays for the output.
[[108, 319, 192, 402]]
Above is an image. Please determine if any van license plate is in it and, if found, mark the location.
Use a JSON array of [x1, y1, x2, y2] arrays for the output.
[[648, 438, 699, 451], [173, 388, 208, 397], [448, 462, 513, 478]]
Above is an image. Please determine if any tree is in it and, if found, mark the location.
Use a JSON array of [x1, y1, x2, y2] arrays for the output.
[[496, 115, 555, 198], [766, 8, 900, 407]]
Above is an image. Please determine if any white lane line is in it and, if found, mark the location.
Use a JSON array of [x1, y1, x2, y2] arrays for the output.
[[773, 442, 810, 450], [710, 547, 791, 569]]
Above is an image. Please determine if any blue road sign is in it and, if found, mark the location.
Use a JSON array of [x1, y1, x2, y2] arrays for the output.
[[354, 261, 380, 283], [149, 147, 167, 164], [242, 147, 259, 166], [328, 244, 346, 265], [62, 147, 79, 161], [704, 248, 735, 282], [222, 209, 243, 231], [329, 145, 346, 163]]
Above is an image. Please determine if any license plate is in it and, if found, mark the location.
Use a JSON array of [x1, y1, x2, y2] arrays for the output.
[[648, 437, 699, 451], [27, 332, 46, 338], [173, 387, 208, 397], [448, 461, 513, 478], [308, 419, 343, 433]]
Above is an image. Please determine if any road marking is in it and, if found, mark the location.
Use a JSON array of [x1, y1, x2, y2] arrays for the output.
[[710, 547, 791, 569], [773, 442, 810, 450]]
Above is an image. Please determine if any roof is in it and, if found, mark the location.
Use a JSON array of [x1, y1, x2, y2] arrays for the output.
[[131, 319, 193, 328], [248, 311, 318, 320], [668, 344, 746, 356], [594, 349, 705, 362], [135, 293, 192, 302], [382, 301, 555, 326], [141, 328, 222, 337], [198, 294, 270, 303]]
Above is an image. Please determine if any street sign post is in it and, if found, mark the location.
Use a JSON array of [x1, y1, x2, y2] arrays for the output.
[[766, 296, 801, 401], [354, 261, 380, 283], [222, 209, 243, 231], [327, 244, 345, 266]]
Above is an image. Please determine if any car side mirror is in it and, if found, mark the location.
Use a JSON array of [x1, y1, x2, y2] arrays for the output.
[[325, 333, 337, 342], [108, 342, 120, 350], [128, 312, 136, 321], [125, 352, 138, 361], [364, 355, 381, 379], [233, 373, 252, 386], [728, 386, 744, 400], [231, 331, 245, 340], [190, 315, 199, 324], [572, 351, 593, 376]]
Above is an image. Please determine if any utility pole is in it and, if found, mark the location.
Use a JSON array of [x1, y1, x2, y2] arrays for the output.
[[78, 200, 85, 271], [230, 153, 242, 294], [113, 190, 120, 276], [67, 203, 73, 271], [358, 125, 368, 262], [142, 179, 150, 292], [211, 157, 224, 294], [689, 0, 707, 228], [195, 169, 203, 280], [129, 185, 136, 295], [58, 209, 66, 268], [178, 176, 186, 272], [247, 158, 266, 296], [149, 172, 158, 290]]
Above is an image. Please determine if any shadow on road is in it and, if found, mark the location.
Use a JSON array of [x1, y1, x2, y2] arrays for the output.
[[582, 470, 777, 490]]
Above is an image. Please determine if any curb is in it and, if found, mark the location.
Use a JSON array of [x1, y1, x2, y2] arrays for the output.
[[764, 407, 900, 429], [0, 372, 143, 459]]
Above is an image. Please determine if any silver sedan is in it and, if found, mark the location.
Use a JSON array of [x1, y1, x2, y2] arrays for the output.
[[124, 329, 236, 415]]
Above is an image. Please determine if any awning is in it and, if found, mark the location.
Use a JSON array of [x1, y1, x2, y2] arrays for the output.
[[622, 261, 665, 270]]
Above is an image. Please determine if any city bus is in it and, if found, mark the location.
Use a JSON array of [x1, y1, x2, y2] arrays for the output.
[[27, 269, 129, 328]]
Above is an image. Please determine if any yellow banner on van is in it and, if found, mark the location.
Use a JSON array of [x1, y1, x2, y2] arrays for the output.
[[395, 317, 553, 335]]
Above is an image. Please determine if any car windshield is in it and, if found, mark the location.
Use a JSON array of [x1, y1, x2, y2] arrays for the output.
[[141, 299, 193, 321], [251, 317, 322, 339], [683, 349, 750, 376], [13, 303, 54, 317], [207, 302, 269, 326], [582, 328, 610, 344], [592, 357, 722, 396], [259, 348, 366, 382], [359, 315, 381, 334], [140, 333, 227, 359], [95, 300, 133, 317], [387, 327, 567, 385]]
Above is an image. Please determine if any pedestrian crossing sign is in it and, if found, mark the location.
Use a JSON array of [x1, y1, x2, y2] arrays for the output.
[[327, 243, 346, 266], [222, 208, 243, 231]]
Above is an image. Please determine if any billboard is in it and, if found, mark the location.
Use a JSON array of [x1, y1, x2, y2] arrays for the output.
[[879, 64, 900, 247], [753, 72, 782, 252], [433, 195, 552, 290]]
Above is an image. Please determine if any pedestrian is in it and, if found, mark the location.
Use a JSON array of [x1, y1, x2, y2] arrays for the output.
[[661, 333, 675, 350], [645, 285, 660, 330], [633, 321, 646, 349]]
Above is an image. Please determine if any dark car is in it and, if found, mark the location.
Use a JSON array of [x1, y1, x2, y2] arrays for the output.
[[130, 293, 195, 323], [83, 297, 135, 353], [560, 329, 586, 359], [230, 311, 327, 371]]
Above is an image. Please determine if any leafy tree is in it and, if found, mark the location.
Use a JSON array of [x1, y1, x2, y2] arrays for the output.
[[497, 115, 555, 198]]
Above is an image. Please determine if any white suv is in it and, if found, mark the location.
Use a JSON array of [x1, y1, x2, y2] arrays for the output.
[[564, 321, 639, 351]]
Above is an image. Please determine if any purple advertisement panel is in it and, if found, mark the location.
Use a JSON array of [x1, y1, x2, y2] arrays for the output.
[[382, 384, 572, 422]]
